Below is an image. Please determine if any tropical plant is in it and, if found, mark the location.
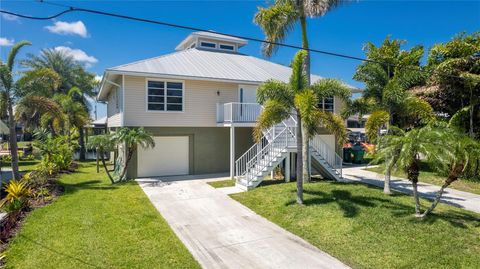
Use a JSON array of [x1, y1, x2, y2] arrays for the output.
[[256, 51, 351, 204], [22, 48, 96, 160], [0, 40, 31, 180], [422, 32, 480, 138], [0, 179, 32, 210], [373, 125, 446, 216], [254, 0, 352, 179], [347, 36, 434, 194], [87, 134, 116, 183], [34, 130, 76, 174], [53, 87, 90, 143], [419, 131, 480, 217], [113, 127, 155, 181]]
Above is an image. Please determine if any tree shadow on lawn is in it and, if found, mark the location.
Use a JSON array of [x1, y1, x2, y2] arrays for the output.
[[61, 180, 118, 195], [285, 182, 480, 227], [284, 184, 408, 218], [14, 234, 106, 269]]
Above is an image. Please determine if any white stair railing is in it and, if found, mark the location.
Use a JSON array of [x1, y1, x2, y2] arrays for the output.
[[310, 136, 343, 178]]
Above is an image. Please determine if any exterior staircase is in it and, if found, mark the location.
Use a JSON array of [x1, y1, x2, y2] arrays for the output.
[[235, 116, 343, 190]]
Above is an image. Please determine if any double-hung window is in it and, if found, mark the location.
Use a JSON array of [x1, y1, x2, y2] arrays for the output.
[[319, 97, 334, 113], [147, 80, 183, 112]]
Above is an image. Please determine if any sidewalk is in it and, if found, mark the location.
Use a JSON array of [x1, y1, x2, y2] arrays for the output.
[[342, 166, 480, 214], [138, 177, 349, 269]]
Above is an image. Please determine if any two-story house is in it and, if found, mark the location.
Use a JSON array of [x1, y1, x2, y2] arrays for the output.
[[97, 31, 358, 190]]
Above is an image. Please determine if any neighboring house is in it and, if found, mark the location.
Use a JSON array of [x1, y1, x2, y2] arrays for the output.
[[97, 32, 358, 189]]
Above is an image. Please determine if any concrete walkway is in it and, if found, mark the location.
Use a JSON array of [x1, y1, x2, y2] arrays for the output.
[[342, 165, 480, 214], [138, 177, 349, 269]]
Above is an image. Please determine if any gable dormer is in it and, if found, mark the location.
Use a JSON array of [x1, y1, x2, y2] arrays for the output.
[[175, 31, 248, 53]]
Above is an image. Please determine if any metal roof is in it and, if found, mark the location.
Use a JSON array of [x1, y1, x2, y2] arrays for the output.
[[108, 48, 325, 84], [99, 47, 360, 100]]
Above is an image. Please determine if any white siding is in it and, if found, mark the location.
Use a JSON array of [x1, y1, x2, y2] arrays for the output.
[[106, 84, 122, 127], [124, 75, 239, 127]]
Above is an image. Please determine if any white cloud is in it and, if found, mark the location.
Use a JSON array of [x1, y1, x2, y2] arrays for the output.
[[1, 13, 19, 21], [0, 37, 14, 46], [46, 21, 88, 38], [54, 46, 98, 66], [94, 75, 103, 82]]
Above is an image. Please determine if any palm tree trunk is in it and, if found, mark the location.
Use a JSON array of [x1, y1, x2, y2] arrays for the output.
[[296, 112, 304, 204], [118, 148, 134, 181], [302, 121, 310, 183], [100, 151, 115, 184], [300, 15, 311, 182], [420, 164, 463, 218], [384, 166, 392, 194], [407, 160, 421, 215], [79, 127, 86, 160], [7, 101, 20, 180]]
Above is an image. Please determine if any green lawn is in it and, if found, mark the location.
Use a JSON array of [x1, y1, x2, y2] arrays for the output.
[[366, 164, 480, 195], [6, 162, 200, 269], [231, 180, 480, 269], [0, 160, 40, 172], [207, 179, 236, 188]]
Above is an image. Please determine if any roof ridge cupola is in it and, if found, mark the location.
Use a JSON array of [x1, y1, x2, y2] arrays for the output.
[[175, 31, 248, 53]]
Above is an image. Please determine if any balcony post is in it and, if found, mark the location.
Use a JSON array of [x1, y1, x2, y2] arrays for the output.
[[230, 126, 235, 179]]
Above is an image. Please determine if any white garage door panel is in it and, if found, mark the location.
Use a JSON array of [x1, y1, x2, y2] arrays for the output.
[[137, 136, 189, 177]]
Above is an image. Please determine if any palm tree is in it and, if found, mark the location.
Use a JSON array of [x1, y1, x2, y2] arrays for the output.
[[254, 0, 352, 179], [87, 134, 116, 183], [419, 131, 480, 217], [113, 127, 155, 181], [53, 87, 90, 144], [256, 51, 351, 204], [0, 41, 31, 180], [374, 125, 446, 216], [346, 36, 433, 194], [22, 49, 96, 160]]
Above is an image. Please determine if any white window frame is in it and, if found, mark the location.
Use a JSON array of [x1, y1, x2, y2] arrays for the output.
[[145, 78, 185, 113], [320, 97, 335, 113], [200, 41, 217, 49], [219, 43, 236, 52]]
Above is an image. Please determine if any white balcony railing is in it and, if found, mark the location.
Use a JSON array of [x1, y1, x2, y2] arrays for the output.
[[217, 102, 262, 123]]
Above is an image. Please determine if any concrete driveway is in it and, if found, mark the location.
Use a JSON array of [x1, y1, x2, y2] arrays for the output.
[[138, 176, 349, 269]]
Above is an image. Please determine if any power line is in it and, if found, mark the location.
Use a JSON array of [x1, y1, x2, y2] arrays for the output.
[[1, 0, 478, 83]]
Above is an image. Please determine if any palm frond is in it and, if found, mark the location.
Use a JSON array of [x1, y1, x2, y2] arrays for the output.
[[254, 1, 298, 57], [294, 89, 322, 138], [365, 110, 389, 142], [256, 79, 293, 106], [318, 111, 348, 145], [254, 99, 291, 141], [7, 40, 31, 71], [289, 50, 308, 93]]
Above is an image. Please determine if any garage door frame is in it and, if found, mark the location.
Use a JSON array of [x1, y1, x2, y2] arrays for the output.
[[137, 135, 191, 177]]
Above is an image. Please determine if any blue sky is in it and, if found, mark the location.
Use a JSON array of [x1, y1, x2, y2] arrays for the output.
[[1, 0, 479, 119]]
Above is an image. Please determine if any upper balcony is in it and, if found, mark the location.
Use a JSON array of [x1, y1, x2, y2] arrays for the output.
[[216, 102, 262, 126]]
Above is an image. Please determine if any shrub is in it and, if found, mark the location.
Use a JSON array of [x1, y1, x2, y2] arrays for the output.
[[0, 179, 32, 212], [35, 133, 75, 173]]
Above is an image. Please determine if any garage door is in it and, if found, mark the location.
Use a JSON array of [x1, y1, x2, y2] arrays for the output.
[[137, 136, 189, 177]]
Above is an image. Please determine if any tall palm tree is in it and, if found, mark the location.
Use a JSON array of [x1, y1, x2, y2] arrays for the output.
[[0, 41, 31, 180], [345, 36, 433, 194], [256, 51, 351, 203], [254, 0, 352, 179], [374, 125, 446, 216], [22, 49, 96, 160]]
